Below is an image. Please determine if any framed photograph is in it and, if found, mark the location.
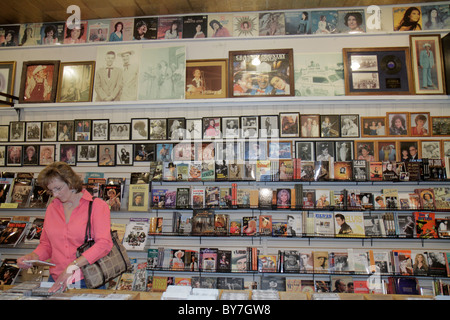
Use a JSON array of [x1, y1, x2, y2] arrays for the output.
[[19, 60, 60, 103], [268, 140, 292, 160], [320, 115, 340, 138], [229, 48, 294, 97], [41, 121, 57, 142], [173, 142, 193, 161], [39, 145, 55, 166], [131, 118, 148, 140], [9, 121, 25, 142], [222, 117, 240, 139], [420, 140, 442, 159], [343, 47, 414, 95], [74, 119, 92, 141], [0, 61, 16, 106], [340, 114, 359, 138], [134, 143, 155, 162], [315, 141, 335, 161], [241, 116, 259, 139], [98, 144, 116, 166], [90, 119, 108, 141], [0, 146, 4, 166], [300, 114, 320, 138], [0, 125, 9, 141], [244, 140, 267, 161], [167, 118, 186, 140], [409, 34, 446, 95], [409, 112, 431, 137], [25, 121, 42, 142], [431, 116, 450, 136], [185, 59, 228, 99], [387, 112, 409, 136], [185, 119, 203, 140], [335, 141, 354, 161], [57, 120, 74, 142], [398, 140, 419, 161], [296, 141, 314, 161], [202, 117, 221, 139], [76, 144, 98, 163], [6, 145, 22, 166], [108, 122, 130, 141], [355, 141, 376, 162], [216, 141, 243, 162], [361, 116, 387, 137], [156, 143, 173, 162], [149, 118, 167, 141], [442, 140, 450, 158], [259, 115, 279, 138], [23, 145, 39, 166], [60, 144, 76, 165], [117, 144, 133, 166], [376, 141, 398, 162], [279, 112, 300, 138], [56, 61, 95, 102]]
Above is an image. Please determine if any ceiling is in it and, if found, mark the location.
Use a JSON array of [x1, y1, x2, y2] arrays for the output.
[[0, 0, 446, 25]]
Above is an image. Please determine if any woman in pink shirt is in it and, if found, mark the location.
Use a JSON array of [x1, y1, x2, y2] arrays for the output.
[[17, 162, 113, 292]]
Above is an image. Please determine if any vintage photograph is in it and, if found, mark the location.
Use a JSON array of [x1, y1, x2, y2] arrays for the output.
[[259, 115, 279, 138], [420, 140, 441, 159], [335, 141, 354, 161], [296, 141, 314, 161], [279, 112, 300, 138], [116, 144, 133, 166], [57, 61, 95, 103], [377, 141, 398, 161], [241, 116, 259, 139], [22, 145, 39, 166], [131, 118, 149, 140], [25, 121, 41, 142], [39, 145, 55, 166], [41, 121, 57, 142], [315, 141, 335, 161], [19, 60, 60, 104], [185, 59, 227, 99], [185, 119, 202, 140], [168, 118, 186, 140], [74, 119, 91, 141], [60, 144, 76, 165], [6, 145, 22, 166], [0, 61, 16, 106], [222, 117, 240, 139], [134, 143, 155, 162], [109, 122, 130, 141], [98, 144, 116, 166], [76, 144, 98, 162], [57, 120, 74, 142], [92, 119, 109, 141], [340, 114, 359, 137], [355, 141, 376, 161], [0, 125, 8, 141], [398, 140, 419, 161], [285, 11, 311, 35], [202, 117, 221, 139], [337, 10, 365, 33], [320, 115, 340, 138], [300, 114, 320, 138], [361, 116, 387, 137]]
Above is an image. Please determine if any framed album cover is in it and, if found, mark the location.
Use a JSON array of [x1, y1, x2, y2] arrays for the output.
[[343, 47, 414, 95], [409, 34, 446, 95], [185, 59, 228, 99], [19, 60, 60, 103], [229, 48, 294, 97]]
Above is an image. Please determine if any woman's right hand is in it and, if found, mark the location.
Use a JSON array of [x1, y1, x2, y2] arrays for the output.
[[17, 252, 39, 269]]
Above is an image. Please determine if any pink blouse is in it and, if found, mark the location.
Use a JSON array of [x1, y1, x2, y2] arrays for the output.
[[33, 190, 113, 280]]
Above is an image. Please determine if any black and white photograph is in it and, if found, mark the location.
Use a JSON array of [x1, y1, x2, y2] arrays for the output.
[[352, 72, 380, 89], [420, 140, 441, 159], [57, 120, 74, 142], [131, 118, 149, 140], [116, 144, 133, 165], [22, 145, 39, 166], [149, 118, 167, 140], [315, 141, 335, 161], [25, 121, 41, 142], [92, 119, 109, 141], [109, 122, 130, 141], [9, 121, 25, 142], [0, 125, 9, 142], [74, 119, 91, 141], [168, 118, 186, 140], [335, 141, 354, 161], [259, 115, 279, 138], [98, 144, 116, 166], [340, 114, 359, 137], [222, 117, 240, 139], [41, 121, 57, 142], [76, 144, 98, 162], [134, 143, 155, 161], [185, 119, 202, 140], [241, 116, 258, 138], [296, 141, 314, 161]]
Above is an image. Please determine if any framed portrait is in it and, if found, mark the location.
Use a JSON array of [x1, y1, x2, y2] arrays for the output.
[[92, 119, 109, 141], [156, 143, 173, 162], [0, 125, 9, 141], [229, 48, 294, 97], [116, 144, 134, 166], [195, 142, 215, 161], [0, 61, 16, 106], [259, 115, 279, 138], [300, 114, 320, 138], [340, 114, 359, 138], [173, 142, 193, 161], [9, 121, 25, 142], [387, 112, 409, 136], [185, 59, 228, 99], [360, 116, 387, 137], [343, 47, 414, 95], [131, 118, 148, 140], [244, 140, 267, 161], [431, 116, 450, 136], [268, 140, 292, 160], [98, 144, 116, 166], [6, 145, 22, 166], [185, 119, 203, 140], [41, 121, 57, 142], [74, 119, 92, 141], [335, 141, 354, 161], [315, 141, 335, 161], [409, 34, 446, 94], [39, 145, 55, 166], [409, 112, 431, 137], [376, 141, 398, 162], [420, 140, 442, 159], [19, 60, 60, 103], [0, 146, 5, 166], [25, 121, 42, 142], [149, 118, 167, 140], [57, 120, 74, 142], [202, 117, 221, 139], [60, 144, 76, 165], [320, 115, 340, 138], [56, 61, 95, 102], [296, 141, 314, 161], [279, 112, 299, 138], [442, 140, 450, 158], [167, 118, 186, 140], [398, 140, 419, 161], [241, 116, 259, 139], [76, 144, 98, 163], [134, 143, 155, 162], [108, 122, 130, 141], [355, 140, 376, 162], [22, 145, 39, 166], [222, 117, 240, 139]]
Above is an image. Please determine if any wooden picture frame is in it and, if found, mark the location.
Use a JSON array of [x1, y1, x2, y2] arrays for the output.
[[409, 34, 446, 95], [420, 140, 442, 159], [398, 140, 419, 161], [431, 116, 450, 136], [19, 60, 60, 103], [185, 59, 228, 99], [229, 48, 294, 97], [360, 116, 387, 137], [442, 140, 450, 158], [56, 61, 95, 102], [409, 112, 431, 137], [387, 112, 409, 137], [98, 144, 116, 166], [343, 47, 414, 95], [376, 140, 398, 162], [0, 61, 16, 106], [355, 140, 376, 162]]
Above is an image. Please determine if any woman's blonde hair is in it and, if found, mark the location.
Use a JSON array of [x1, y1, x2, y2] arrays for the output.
[[37, 161, 83, 192]]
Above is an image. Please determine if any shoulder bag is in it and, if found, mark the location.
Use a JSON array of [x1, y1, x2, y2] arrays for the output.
[[76, 198, 131, 289]]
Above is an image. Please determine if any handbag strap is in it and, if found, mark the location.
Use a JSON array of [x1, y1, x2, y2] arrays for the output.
[[84, 197, 97, 242]]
